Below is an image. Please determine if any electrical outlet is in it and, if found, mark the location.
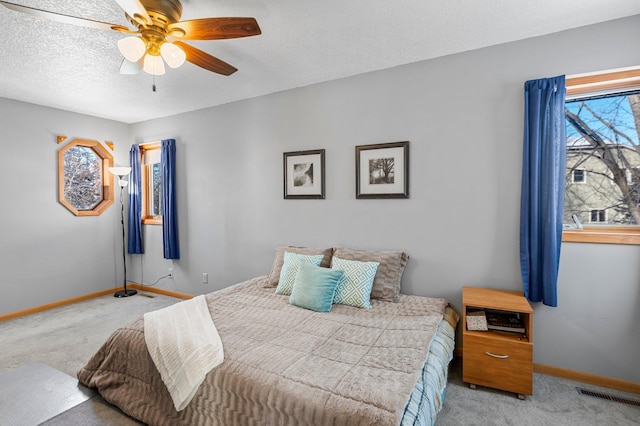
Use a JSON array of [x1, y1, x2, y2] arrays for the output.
[[202, 272, 208, 284], [168, 268, 173, 278]]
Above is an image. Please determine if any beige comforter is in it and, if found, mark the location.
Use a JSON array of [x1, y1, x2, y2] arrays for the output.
[[77, 276, 449, 426]]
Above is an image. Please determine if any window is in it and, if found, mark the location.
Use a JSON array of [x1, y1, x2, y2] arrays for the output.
[[564, 90, 640, 226], [149, 162, 162, 217], [58, 139, 114, 216], [140, 142, 162, 225], [563, 68, 640, 244], [571, 169, 586, 183], [590, 209, 607, 223]]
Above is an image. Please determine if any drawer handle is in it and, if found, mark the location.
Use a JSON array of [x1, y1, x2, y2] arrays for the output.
[[485, 351, 509, 359]]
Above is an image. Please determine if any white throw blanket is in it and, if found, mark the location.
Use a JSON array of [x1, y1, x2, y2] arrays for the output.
[[144, 295, 224, 411]]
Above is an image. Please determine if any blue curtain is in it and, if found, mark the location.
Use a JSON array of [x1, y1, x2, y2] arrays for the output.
[[161, 139, 180, 259], [128, 144, 144, 254], [519, 76, 566, 307]]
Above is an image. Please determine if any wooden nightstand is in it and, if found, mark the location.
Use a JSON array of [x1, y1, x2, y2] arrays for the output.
[[462, 286, 533, 399]]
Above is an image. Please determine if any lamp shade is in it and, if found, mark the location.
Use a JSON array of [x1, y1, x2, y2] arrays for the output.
[[117, 37, 146, 62], [143, 53, 166, 75], [120, 57, 143, 75], [160, 42, 186, 68], [108, 166, 132, 177]]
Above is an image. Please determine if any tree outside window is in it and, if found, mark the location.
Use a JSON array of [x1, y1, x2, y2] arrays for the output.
[[150, 162, 162, 217], [58, 139, 114, 216], [564, 92, 640, 226]]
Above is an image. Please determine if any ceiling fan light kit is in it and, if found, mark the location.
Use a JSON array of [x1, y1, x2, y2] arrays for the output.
[[0, 0, 261, 77], [118, 37, 184, 75]]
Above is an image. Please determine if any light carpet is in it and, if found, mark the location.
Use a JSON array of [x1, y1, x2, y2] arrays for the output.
[[436, 358, 639, 426]]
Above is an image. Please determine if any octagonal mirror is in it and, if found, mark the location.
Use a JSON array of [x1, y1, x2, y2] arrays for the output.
[[58, 139, 114, 216]]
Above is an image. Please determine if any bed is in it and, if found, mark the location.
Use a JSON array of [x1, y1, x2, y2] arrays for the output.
[[78, 247, 458, 426]]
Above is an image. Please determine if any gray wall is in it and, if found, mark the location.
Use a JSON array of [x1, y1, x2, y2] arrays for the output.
[[0, 98, 131, 314], [1, 16, 638, 384], [130, 15, 640, 383]]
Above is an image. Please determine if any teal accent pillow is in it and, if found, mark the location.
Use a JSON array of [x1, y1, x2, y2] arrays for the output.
[[289, 263, 344, 312], [331, 256, 379, 309], [275, 251, 325, 296]]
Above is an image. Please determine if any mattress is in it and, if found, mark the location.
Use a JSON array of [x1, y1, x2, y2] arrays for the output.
[[400, 319, 457, 425]]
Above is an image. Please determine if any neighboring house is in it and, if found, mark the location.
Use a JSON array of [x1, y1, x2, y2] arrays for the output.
[[564, 136, 640, 225]]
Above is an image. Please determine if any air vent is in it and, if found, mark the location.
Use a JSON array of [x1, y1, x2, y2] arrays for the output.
[[576, 387, 640, 407]]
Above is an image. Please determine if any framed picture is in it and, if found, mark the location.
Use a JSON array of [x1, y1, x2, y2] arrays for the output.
[[283, 149, 325, 199], [356, 141, 409, 199]]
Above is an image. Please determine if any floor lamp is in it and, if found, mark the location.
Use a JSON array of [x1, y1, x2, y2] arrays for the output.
[[109, 166, 137, 298]]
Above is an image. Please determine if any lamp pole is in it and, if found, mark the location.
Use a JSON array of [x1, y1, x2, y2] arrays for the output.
[[109, 167, 136, 298], [114, 183, 136, 297]]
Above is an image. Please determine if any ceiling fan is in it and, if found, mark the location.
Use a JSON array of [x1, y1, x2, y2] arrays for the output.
[[0, 0, 261, 76]]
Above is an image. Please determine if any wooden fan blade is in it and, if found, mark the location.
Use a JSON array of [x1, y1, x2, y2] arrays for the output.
[[173, 41, 237, 76], [113, 0, 151, 25], [0, 0, 129, 32], [168, 17, 261, 40]]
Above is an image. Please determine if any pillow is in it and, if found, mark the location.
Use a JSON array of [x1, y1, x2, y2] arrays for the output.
[[333, 247, 409, 301], [289, 263, 344, 312], [331, 256, 379, 309], [266, 246, 334, 287], [275, 252, 325, 296]]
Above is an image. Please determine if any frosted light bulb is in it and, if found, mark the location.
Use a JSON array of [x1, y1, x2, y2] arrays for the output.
[[160, 42, 186, 68], [117, 37, 146, 62], [143, 54, 166, 76]]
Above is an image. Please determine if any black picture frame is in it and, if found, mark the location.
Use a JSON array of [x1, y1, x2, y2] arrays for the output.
[[355, 141, 409, 199], [283, 149, 326, 199]]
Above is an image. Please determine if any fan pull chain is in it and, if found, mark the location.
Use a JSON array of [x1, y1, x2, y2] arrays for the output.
[[152, 73, 157, 92]]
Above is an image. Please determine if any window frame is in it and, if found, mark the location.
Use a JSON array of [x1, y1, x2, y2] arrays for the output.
[[139, 142, 163, 225], [57, 138, 114, 216], [563, 68, 640, 245]]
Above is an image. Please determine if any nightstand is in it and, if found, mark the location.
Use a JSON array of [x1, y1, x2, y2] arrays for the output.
[[462, 286, 533, 399]]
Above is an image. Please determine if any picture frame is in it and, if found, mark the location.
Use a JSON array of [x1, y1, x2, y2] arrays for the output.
[[355, 141, 409, 199], [283, 149, 325, 199]]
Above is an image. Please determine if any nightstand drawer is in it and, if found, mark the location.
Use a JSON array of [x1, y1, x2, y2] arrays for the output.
[[463, 333, 533, 395]]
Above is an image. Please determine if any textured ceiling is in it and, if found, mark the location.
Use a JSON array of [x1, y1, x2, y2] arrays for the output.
[[0, 0, 639, 124]]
